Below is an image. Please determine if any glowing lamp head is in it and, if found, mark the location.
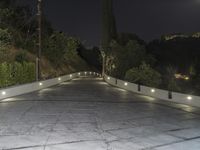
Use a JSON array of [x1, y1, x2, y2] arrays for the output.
[[124, 82, 128, 86], [107, 77, 111, 80], [39, 82, 43, 86], [70, 75, 72, 78], [78, 73, 81, 75], [187, 96, 192, 100], [58, 77, 61, 81], [151, 89, 155, 93]]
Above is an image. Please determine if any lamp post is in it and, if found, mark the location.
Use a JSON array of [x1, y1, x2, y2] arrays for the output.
[[36, 0, 42, 81], [100, 50, 106, 78]]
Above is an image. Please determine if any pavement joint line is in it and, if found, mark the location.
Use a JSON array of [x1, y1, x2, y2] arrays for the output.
[[3, 139, 106, 150], [142, 136, 200, 150]]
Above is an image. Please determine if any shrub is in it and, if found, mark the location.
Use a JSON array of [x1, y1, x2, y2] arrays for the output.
[[15, 51, 28, 63], [165, 66, 181, 92], [106, 40, 148, 78], [0, 28, 12, 46], [0, 62, 35, 88], [125, 62, 162, 87], [0, 62, 12, 87]]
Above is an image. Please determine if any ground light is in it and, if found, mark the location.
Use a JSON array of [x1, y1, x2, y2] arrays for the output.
[[70, 75, 72, 78], [78, 73, 81, 75], [124, 82, 128, 86], [58, 77, 61, 81], [187, 96, 192, 100], [107, 77, 111, 80], [2, 91, 6, 96], [39, 82, 43, 86], [151, 89, 155, 93]]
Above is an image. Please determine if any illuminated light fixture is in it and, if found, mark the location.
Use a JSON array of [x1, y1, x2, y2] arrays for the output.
[[2, 91, 6, 96], [124, 82, 128, 86], [39, 82, 43, 86], [90, 72, 92, 74], [70, 74, 72, 78], [58, 77, 61, 81], [187, 96, 192, 100], [151, 89, 155, 93], [185, 77, 190, 80], [85, 72, 87, 74], [107, 77, 111, 80], [78, 73, 81, 75]]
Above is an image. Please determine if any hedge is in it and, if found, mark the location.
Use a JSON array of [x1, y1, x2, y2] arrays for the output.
[[0, 62, 35, 88]]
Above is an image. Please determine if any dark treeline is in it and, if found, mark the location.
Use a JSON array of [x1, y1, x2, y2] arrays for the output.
[[100, 0, 200, 95]]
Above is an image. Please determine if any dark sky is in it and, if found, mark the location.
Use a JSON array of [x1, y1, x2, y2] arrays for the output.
[[18, 0, 200, 46]]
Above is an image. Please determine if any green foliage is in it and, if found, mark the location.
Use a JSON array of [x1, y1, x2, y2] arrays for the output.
[[0, 28, 12, 45], [65, 37, 80, 59], [78, 46, 101, 70], [0, 62, 35, 88], [0, 62, 12, 87], [125, 62, 162, 87], [43, 32, 67, 66], [43, 32, 81, 67], [15, 51, 28, 63], [0, 46, 10, 63], [165, 66, 181, 92], [106, 40, 147, 78]]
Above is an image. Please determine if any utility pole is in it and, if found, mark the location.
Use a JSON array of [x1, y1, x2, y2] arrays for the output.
[[36, 0, 42, 81], [100, 50, 106, 78]]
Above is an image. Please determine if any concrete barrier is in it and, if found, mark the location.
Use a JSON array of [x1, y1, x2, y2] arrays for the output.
[[0, 71, 101, 101], [104, 74, 200, 107]]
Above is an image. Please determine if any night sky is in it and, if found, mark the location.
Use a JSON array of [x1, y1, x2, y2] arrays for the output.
[[18, 0, 200, 46]]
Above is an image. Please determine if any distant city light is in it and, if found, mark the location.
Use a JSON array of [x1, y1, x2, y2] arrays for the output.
[[185, 77, 190, 80], [175, 73, 190, 80]]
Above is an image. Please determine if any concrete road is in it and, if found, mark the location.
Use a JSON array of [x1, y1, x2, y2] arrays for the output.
[[0, 78, 200, 150]]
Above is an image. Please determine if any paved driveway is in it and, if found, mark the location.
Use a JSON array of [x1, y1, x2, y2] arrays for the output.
[[0, 78, 200, 150]]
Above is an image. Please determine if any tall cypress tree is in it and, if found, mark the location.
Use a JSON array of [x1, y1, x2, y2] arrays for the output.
[[102, 0, 117, 50], [0, 0, 14, 8]]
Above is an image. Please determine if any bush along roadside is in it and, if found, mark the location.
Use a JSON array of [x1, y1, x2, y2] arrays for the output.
[[0, 62, 35, 88]]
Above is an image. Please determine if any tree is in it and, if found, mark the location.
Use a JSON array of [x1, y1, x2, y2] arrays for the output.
[[165, 66, 180, 92], [43, 32, 67, 67], [102, 0, 117, 50], [0, 0, 14, 8], [106, 40, 147, 78], [125, 62, 162, 88]]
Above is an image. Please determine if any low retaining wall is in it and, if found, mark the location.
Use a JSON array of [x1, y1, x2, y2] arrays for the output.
[[0, 71, 100, 101], [104, 75, 200, 107]]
